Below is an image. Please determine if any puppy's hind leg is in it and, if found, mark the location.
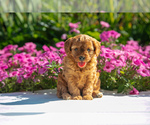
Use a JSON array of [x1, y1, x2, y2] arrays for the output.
[[92, 72, 103, 98], [57, 72, 71, 100]]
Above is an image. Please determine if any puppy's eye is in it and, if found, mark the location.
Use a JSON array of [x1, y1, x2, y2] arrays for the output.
[[87, 48, 90, 52], [74, 48, 78, 51]]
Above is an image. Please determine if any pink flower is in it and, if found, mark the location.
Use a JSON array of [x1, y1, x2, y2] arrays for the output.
[[101, 46, 112, 53], [44, 51, 60, 62], [145, 45, 150, 53], [100, 52, 113, 59], [0, 65, 8, 70], [100, 31, 109, 42], [112, 50, 123, 58], [98, 70, 101, 73], [25, 42, 36, 50], [70, 28, 80, 34], [100, 30, 121, 42], [34, 78, 40, 83], [35, 50, 42, 56], [0, 81, 5, 88], [59, 48, 66, 55], [56, 41, 65, 48], [132, 59, 144, 66], [100, 21, 110, 28], [18, 47, 24, 51], [0, 71, 8, 82], [123, 45, 139, 51], [24, 53, 31, 58], [145, 62, 150, 70], [17, 68, 25, 76], [137, 67, 150, 77], [1, 53, 13, 59], [23, 65, 33, 72], [43, 45, 50, 51], [30, 66, 37, 72], [17, 75, 23, 83], [110, 59, 124, 67], [109, 30, 121, 39], [69, 22, 80, 29], [127, 40, 139, 47], [18, 42, 37, 53], [139, 46, 145, 55], [9, 71, 18, 77], [8, 60, 18, 67], [53, 76, 57, 79], [129, 87, 139, 95], [0, 50, 4, 55], [103, 62, 115, 73], [13, 53, 25, 60], [3, 45, 18, 52], [23, 72, 32, 79], [26, 57, 35, 63], [100, 46, 113, 59], [49, 46, 58, 52], [61, 34, 67, 40], [110, 43, 117, 48], [38, 67, 47, 74]]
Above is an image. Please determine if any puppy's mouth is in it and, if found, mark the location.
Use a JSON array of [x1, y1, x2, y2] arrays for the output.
[[77, 62, 86, 68]]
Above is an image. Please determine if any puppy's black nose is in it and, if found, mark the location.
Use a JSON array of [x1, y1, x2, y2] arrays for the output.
[[79, 56, 85, 61]]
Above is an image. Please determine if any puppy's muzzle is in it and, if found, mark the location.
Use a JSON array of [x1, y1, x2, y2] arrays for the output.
[[79, 56, 85, 61]]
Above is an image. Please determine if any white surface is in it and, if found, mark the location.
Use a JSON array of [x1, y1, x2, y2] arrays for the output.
[[0, 89, 150, 125]]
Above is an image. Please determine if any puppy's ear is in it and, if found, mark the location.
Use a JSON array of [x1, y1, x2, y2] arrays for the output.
[[64, 37, 73, 55], [92, 39, 101, 57]]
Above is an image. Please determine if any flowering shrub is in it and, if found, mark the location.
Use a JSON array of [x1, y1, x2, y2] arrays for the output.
[[99, 30, 150, 93], [0, 42, 64, 93], [100, 30, 121, 42], [99, 41, 150, 93], [0, 21, 150, 94]]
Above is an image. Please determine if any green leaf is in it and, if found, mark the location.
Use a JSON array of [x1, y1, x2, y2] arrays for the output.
[[16, 13, 24, 23], [85, 31, 100, 41], [110, 76, 116, 83], [52, 61, 56, 65], [117, 84, 125, 93], [53, 38, 60, 43], [120, 71, 125, 74]]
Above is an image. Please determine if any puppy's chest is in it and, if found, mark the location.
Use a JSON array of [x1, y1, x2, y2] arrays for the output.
[[74, 72, 87, 89], [74, 70, 94, 89]]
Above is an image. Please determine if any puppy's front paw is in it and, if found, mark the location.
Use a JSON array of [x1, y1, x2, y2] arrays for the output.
[[97, 92, 103, 98], [72, 96, 82, 100], [62, 93, 72, 100], [83, 95, 93, 100], [92, 91, 103, 98]]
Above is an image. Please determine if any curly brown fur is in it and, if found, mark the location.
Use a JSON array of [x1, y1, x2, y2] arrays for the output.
[[57, 34, 103, 100]]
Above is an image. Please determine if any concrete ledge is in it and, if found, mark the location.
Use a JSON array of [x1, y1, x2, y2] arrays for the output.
[[0, 89, 150, 125]]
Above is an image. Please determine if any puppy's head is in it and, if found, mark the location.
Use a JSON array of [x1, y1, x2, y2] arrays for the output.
[[65, 34, 101, 68]]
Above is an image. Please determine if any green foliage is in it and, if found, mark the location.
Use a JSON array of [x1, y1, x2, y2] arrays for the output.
[[0, 13, 64, 49], [0, 13, 150, 50], [85, 31, 100, 41]]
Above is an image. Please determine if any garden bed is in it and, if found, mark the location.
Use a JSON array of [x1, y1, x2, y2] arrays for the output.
[[0, 21, 150, 94]]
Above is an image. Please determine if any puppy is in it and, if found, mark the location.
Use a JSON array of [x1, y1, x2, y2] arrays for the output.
[[57, 34, 103, 100]]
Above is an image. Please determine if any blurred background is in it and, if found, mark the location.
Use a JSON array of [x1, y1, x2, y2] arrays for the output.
[[0, 0, 150, 50]]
